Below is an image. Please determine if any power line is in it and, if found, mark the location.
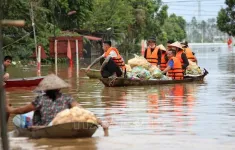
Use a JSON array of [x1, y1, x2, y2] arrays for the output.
[[169, 8, 221, 13], [163, 0, 224, 3]]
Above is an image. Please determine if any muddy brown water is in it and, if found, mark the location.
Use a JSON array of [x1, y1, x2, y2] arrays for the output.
[[4, 44, 235, 149]]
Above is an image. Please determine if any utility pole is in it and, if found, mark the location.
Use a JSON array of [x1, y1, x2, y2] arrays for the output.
[[198, 0, 203, 43], [30, 1, 38, 57]]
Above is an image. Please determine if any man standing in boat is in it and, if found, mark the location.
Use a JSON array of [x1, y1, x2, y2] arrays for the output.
[[2, 56, 12, 82], [86, 41, 126, 78], [161, 50, 184, 80], [144, 37, 161, 68]]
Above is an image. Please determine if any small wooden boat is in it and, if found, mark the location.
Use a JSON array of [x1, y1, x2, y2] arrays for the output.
[[12, 112, 98, 138], [5, 76, 44, 88], [81, 68, 101, 79], [100, 69, 208, 87]]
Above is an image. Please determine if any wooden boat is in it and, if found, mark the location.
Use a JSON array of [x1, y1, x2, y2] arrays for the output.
[[100, 69, 208, 87], [81, 68, 101, 79], [12, 112, 98, 138], [5, 76, 44, 88]]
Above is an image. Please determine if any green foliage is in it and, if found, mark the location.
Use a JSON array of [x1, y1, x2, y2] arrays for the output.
[[163, 14, 186, 42], [1, 0, 187, 60], [217, 0, 235, 35]]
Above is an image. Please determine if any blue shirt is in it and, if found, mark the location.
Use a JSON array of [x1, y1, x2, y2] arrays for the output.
[[168, 60, 174, 69]]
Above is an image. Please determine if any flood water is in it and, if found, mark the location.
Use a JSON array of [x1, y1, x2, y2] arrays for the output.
[[5, 44, 235, 149]]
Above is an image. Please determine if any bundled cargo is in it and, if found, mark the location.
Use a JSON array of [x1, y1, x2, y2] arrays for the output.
[[125, 64, 132, 72], [186, 60, 202, 75], [128, 54, 151, 69], [151, 67, 163, 79], [126, 55, 172, 80], [51, 107, 98, 125], [129, 66, 151, 80]]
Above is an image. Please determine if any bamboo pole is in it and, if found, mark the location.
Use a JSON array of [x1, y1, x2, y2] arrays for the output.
[[76, 39, 79, 77], [0, 17, 24, 150], [30, 2, 38, 58], [0, 22, 9, 150], [54, 40, 58, 75], [37, 45, 41, 76]]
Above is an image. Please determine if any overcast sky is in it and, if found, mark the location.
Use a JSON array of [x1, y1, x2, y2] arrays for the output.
[[162, 0, 226, 22]]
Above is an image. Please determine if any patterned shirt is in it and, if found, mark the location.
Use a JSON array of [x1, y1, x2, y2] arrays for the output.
[[32, 93, 75, 126]]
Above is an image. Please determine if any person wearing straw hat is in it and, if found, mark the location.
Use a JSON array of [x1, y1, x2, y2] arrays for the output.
[[144, 37, 161, 68], [169, 41, 189, 70], [167, 40, 174, 48], [181, 41, 198, 64], [157, 44, 168, 71], [161, 49, 184, 80], [7, 74, 109, 134]]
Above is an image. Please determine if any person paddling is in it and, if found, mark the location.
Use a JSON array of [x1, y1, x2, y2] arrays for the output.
[[86, 41, 126, 78]]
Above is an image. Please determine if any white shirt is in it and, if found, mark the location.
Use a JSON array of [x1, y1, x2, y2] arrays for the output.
[[102, 50, 118, 58]]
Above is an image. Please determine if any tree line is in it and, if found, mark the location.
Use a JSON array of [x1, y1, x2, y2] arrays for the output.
[[1, 0, 187, 61]]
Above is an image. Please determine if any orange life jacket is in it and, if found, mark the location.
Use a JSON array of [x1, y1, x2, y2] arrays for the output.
[[160, 52, 167, 71], [145, 47, 159, 66], [167, 57, 184, 80], [176, 50, 184, 65], [184, 48, 196, 62], [104, 47, 126, 70]]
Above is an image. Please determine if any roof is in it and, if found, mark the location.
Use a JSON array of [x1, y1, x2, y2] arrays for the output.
[[84, 35, 102, 41]]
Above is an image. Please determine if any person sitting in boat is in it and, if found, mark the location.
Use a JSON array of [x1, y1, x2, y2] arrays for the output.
[[166, 40, 174, 48], [169, 41, 189, 70], [7, 74, 109, 135], [161, 50, 184, 80], [181, 41, 198, 64], [86, 41, 126, 78], [2, 56, 12, 82], [158, 44, 168, 71], [144, 37, 161, 68]]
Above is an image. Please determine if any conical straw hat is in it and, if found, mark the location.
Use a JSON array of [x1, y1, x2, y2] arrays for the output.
[[169, 41, 183, 49], [157, 44, 166, 51], [34, 74, 70, 91]]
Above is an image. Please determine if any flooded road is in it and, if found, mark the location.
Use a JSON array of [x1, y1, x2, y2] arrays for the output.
[[5, 44, 235, 149]]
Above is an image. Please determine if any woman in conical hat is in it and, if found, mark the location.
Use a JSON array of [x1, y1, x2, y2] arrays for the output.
[[7, 74, 109, 135], [157, 44, 168, 71], [169, 41, 189, 70]]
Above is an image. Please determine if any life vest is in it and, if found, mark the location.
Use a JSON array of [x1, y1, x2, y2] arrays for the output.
[[184, 48, 196, 62], [145, 47, 159, 66], [167, 57, 184, 80], [104, 47, 126, 70], [176, 50, 184, 65], [160, 52, 167, 71]]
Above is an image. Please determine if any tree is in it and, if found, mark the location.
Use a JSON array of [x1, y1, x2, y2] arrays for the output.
[[163, 14, 187, 42], [1, 0, 93, 60], [217, 0, 235, 36]]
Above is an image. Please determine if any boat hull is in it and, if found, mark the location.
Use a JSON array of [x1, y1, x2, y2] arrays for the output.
[[100, 69, 208, 87], [5, 77, 44, 88], [13, 114, 98, 138]]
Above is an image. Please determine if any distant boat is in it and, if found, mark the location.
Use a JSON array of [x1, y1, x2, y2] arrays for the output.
[[5, 76, 44, 88]]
